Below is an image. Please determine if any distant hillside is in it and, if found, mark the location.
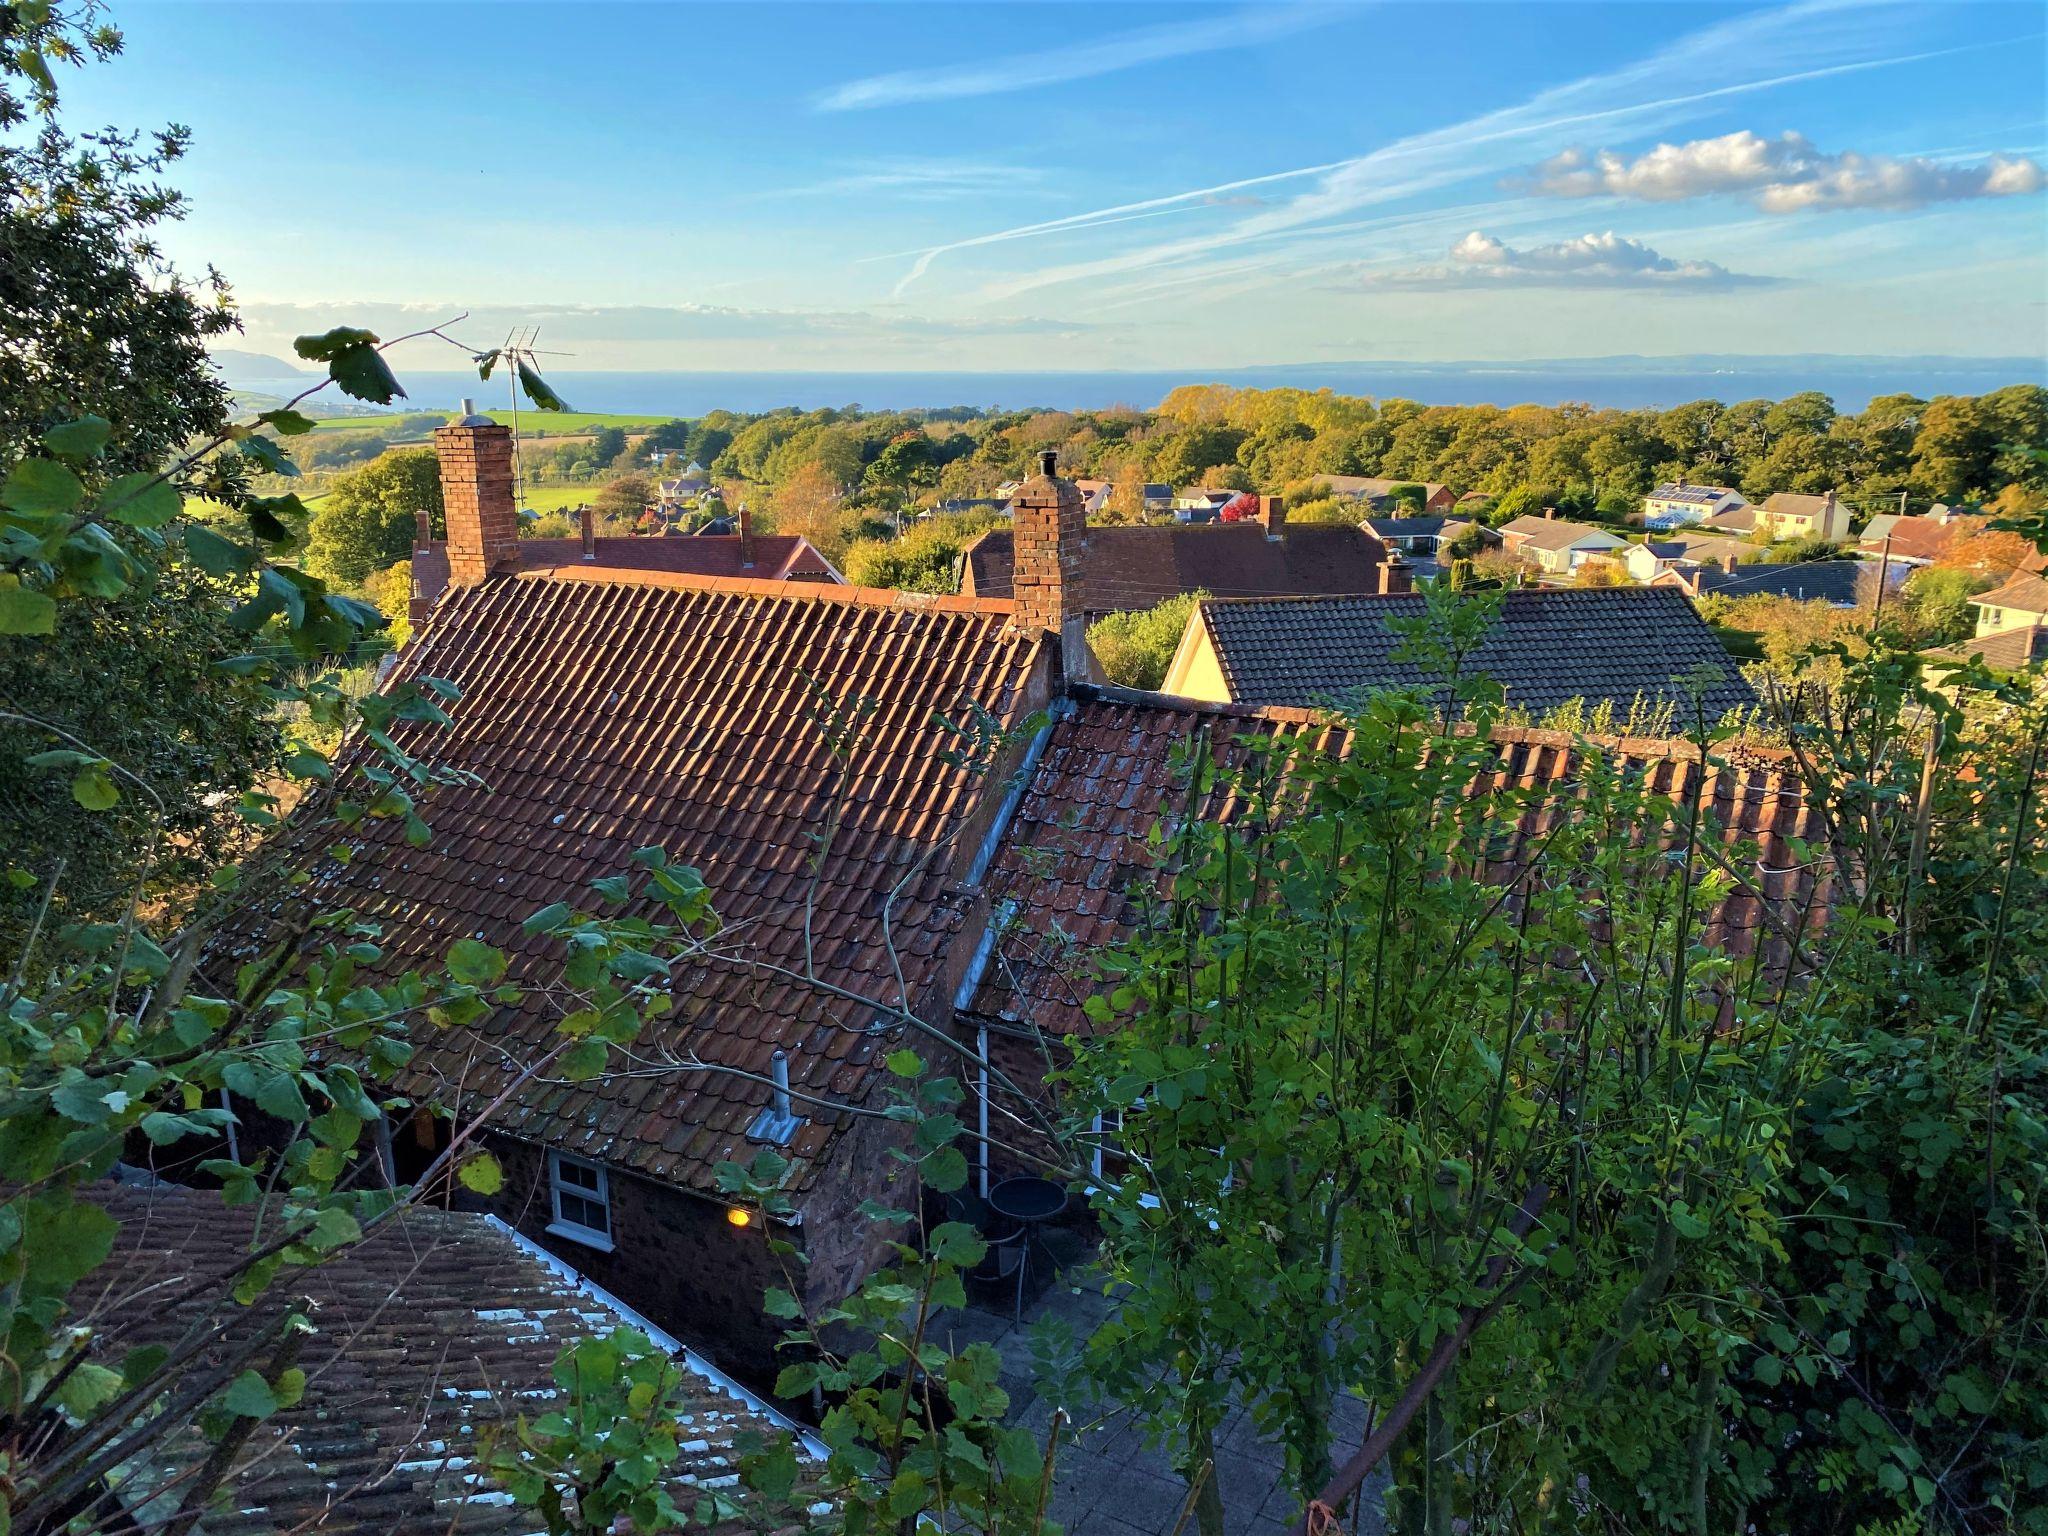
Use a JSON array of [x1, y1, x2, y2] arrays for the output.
[[209, 348, 317, 383]]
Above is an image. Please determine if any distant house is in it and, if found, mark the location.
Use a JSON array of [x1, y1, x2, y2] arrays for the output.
[[1362, 515, 1500, 560], [1858, 510, 1970, 571], [1160, 587, 1755, 719], [959, 494, 1409, 622], [1703, 504, 1761, 536], [1623, 539, 1696, 583], [1141, 482, 1174, 514], [1656, 559, 1877, 608], [1643, 482, 1747, 529], [1970, 572, 2048, 640], [1173, 487, 1238, 519], [1310, 476, 1457, 515], [1497, 514, 1630, 575], [656, 471, 708, 505], [935, 496, 1012, 516], [1072, 478, 1113, 514], [1756, 490, 1852, 543], [1664, 531, 1766, 570]]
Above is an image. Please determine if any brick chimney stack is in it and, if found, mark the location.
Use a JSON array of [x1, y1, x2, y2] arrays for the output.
[[1379, 552, 1414, 595], [739, 502, 755, 570], [1010, 449, 1091, 682], [433, 400, 518, 588], [579, 504, 596, 561], [1257, 495, 1286, 541]]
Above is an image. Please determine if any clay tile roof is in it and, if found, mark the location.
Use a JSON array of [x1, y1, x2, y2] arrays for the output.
[[245, 571, 1045, 1195], [1950, 624, 2048, 670], [81, 1179, 789, 1534], [1974, 572, 2048, 615], [959, 523, 1388, 615], [969, 689, 1824, 1037], [1193, 588, 1757, 719], [414, 534, 842, 610]]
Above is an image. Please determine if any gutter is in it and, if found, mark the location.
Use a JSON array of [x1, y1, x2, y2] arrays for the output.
[[486, 1216, 831, 1462]]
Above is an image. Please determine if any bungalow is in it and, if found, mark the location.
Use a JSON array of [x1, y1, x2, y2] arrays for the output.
[[1755, 490, 1852, 543], [1159, 587, 1755, 720], [1858, 510, 1969, 571], [1622, 539, 1697, 583], [1173, 487, 1238, 518], [1309, 476, 1457, 515], [1655, 559, 1877, 608], [959, 493, 1410, 622], [1643, 482, 1747, 529], [1497, 513, 1630, 575], [1072, 478, 1113, 514]]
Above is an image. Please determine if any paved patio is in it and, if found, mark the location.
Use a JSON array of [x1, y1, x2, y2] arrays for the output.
[[930, 1231, 1386, 1536]]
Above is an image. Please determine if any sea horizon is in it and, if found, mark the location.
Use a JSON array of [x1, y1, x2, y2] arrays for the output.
[[228, 354, 2048, 419]]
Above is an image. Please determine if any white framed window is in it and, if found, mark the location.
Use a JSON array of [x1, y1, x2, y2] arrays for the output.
[[548, 1151, 613, 1251]]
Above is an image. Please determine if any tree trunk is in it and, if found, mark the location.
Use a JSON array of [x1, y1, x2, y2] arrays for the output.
[[1187, 1423, 1227, 1536]]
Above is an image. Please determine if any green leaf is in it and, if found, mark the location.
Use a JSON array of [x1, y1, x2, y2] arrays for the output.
[[458, 1151, 504, 1195], [221, 1369, 280, 1420], [885, 1049, 923, 1078], [446, 938, 508, 987], [515, 359, 570, 413], [521, 902, 572, 935], [56, 1361, 127, 1420], [43, 416, 112, 460], [921, 1145, 969, 1194], [2, 456, 83, 516], [70, 763, 118, 812], [329, 343, 406, 405], [100, 472, 181, 529], [561, 1040, 610, 1080], [763, 1287, 802, 1319], [0, 579, 56, 635], [294, 326, 378, 362], [183, 523, 254, 577], [256, 407, 317, 436]]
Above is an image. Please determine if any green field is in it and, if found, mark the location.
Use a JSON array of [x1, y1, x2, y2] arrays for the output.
[[307, 409, 674, 435], [518, 482, 601, 513]]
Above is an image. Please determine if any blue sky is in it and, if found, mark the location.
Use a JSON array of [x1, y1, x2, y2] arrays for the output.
[[69, 1, 2048, 371]]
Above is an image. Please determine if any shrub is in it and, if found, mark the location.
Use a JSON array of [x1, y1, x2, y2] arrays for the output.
[[1087, 591, 1204, 690]]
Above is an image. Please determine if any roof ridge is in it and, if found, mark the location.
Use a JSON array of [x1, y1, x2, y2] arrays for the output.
[[517, 564, 1019, 617]]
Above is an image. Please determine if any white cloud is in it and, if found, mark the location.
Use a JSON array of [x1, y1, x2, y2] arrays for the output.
[[892, 0, 1959, 302], [815, 5, 1334, 112], [1527, 130, 2047, 210], [1360, 230, 1772, 289]]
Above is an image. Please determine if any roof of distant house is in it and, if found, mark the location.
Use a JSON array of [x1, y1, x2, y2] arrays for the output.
[[1308, 475, 1451, 501], [959, 522, 1392, 614], [1497, 514, 1626, 553], [1362, 515, 1448, 539], [1759, 491, 1838, 520], [966, 688, 1819, 1037], [412, 533, 842, 610], [1649, 482, 1742, 504], [237, 571, 1047, 1196], [1949, 624, 2048, 671], [1692, 560, 1872, 605], [1705, 505, 1759, 534], [83, 1178, 799, 1535], [1973, 572, 2048, 615], [1640, 540, 1690, 560], [1189, 587, 1756, 718]]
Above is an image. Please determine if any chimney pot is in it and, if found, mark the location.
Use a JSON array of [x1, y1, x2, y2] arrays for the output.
[[1037, 449, 1057, 478]]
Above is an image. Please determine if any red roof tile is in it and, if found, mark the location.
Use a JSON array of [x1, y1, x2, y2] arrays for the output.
[[244, 571, 1046, 1195], [413, 533, 842, 611], [961, 523, 1390, 615], [968, 688, 1825, 1037]]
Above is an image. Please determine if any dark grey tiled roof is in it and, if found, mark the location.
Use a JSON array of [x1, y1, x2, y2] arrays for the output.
[[1694, 561, 1873, 605], [1197, 587, 1756, 720]]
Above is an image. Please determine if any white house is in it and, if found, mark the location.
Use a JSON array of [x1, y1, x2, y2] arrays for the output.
[[1642, 482, 1748, 529]]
